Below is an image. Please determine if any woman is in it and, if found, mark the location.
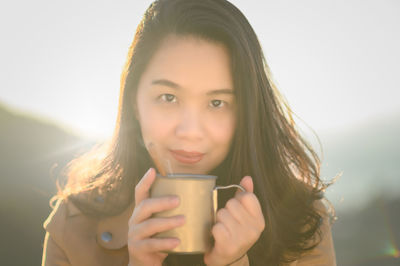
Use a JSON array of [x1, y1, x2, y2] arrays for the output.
[[42, 0, 336, 265]]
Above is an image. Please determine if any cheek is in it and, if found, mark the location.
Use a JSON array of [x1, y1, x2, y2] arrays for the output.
[[138, 103, 176, 143], [207, 113, 236, 147]]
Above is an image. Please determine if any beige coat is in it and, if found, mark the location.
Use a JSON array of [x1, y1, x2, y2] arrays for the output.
[[41, 199, 336, 266]]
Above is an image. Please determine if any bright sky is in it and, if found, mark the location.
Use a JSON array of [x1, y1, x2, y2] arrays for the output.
[[1, 0, 399, 139]]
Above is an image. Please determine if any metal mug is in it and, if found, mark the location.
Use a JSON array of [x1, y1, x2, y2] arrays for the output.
[[150, 173, 245, 254]]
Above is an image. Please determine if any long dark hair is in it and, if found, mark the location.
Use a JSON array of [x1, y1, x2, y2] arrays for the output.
[[55, 0, 332, 264]]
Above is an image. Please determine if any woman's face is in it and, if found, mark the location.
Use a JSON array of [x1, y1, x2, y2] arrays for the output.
[[135, 35, 236, 174]]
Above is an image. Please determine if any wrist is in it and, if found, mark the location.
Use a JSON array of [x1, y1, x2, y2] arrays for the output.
[[227, 253, 248, 266]]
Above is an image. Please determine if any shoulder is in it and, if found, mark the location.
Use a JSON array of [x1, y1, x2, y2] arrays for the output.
[[43, 197, 133, 265], [43, 196, 135, 248], [43, 198, 82, 247], [42, 198, 83, 266], [293, 198, 337, 266], [43, 196, 134, 246]]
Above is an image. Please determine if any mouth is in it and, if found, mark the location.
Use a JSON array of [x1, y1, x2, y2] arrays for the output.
[[169, 149, 204, 164]]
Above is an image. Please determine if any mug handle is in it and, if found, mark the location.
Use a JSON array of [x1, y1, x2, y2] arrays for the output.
[[212, 184, 245, 224]]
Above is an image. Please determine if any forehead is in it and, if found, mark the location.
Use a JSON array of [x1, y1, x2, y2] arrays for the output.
[[139, 34, 233, 92]]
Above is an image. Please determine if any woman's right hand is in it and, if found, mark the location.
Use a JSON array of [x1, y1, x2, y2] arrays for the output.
[[128, 168, 185, 266]]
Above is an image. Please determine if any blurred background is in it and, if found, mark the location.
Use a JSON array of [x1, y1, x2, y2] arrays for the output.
[[0, 0, 399, 265]]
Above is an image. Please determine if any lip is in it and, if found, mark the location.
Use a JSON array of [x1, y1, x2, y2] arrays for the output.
[[169, 149, 204, 164]]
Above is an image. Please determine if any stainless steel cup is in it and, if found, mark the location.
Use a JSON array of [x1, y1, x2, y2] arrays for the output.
[[150, 173, 244, 254]]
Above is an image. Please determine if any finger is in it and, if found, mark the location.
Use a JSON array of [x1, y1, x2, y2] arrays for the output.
[[224, 198, 249, 225], [133, 216, 185, 239], [134, 238, 181, 253], [216, 208, 238, 236], [235, 176, 253, 196], [131, 196, 180, 224], [235, 192, 264, 221], [211, 222, 230, 243], [206, 223, 231, 265], [135, 168, 156, 206]]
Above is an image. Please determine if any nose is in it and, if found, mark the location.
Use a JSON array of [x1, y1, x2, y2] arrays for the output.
[[175, 108, 205, 141]]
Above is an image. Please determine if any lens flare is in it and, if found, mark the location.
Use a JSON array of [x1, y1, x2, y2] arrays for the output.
[[378, 198, 399, 259]]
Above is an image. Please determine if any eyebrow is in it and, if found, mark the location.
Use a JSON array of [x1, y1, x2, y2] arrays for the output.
[[151, 79, 234, 96]]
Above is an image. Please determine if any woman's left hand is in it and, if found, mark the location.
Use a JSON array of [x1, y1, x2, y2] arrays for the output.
[[204, 176, 265, 266]]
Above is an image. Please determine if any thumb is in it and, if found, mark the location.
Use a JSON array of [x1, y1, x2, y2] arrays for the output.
[[235, 176, 253, 196]]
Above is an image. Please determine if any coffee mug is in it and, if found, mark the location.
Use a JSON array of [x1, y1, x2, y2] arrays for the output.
[[150, 173, 245, 254]]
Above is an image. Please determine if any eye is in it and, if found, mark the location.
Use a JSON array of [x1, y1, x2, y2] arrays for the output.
[[159, 94, 177, 103], [209, 99, 226, 108]]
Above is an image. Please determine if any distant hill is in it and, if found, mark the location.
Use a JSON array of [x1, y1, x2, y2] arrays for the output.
[[0, 103, 94, 265], [333, 196, 400, 266], [315, 113, 400, 212], [311, 114, 400, 265]]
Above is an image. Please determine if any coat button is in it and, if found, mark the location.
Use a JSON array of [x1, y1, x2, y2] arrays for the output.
[[95, 196, 104, 203], [101, 232, 112, 243]]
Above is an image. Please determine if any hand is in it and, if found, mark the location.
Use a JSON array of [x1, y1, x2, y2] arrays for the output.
[[127, 168, 185, 266], [204, 176, 265, 266]]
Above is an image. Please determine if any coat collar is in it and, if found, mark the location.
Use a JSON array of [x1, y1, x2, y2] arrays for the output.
[[66, 199, 134, 250]]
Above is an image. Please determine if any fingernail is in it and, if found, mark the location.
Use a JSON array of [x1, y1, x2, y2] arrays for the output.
[[178, 215, 185, 224], [169, 196, 179, 204], [145, 168, 152, 176], [171, 238, 180, 246]]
